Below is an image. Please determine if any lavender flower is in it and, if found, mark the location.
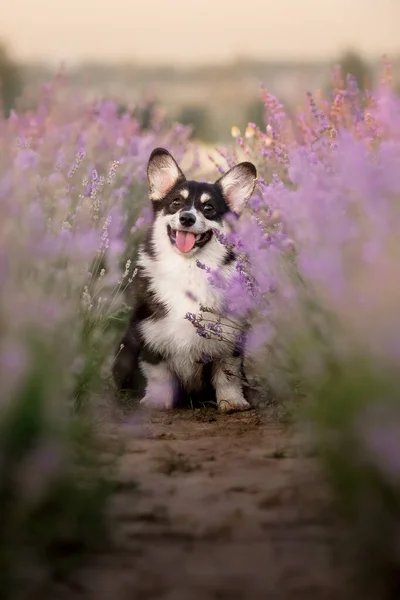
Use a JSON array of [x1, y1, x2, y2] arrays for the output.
[[0, 76, 191, 592]]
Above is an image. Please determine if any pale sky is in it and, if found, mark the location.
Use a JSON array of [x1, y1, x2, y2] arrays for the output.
[[1, 0, 399, 65]]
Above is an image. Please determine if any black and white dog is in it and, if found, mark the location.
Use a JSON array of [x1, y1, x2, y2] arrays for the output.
[[113, 147, 257, 413]]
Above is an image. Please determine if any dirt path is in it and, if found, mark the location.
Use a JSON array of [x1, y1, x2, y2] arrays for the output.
[[50, 408, 350, 600]]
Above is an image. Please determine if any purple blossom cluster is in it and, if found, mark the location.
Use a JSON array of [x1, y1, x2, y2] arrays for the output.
[[0, 76, 190, 591], [195, 65, 400, 583], [196, 65, 400, 374]]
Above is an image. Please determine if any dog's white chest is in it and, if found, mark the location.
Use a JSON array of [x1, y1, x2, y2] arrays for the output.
[[143, 263, 220, 351], [138, 245, 236, 368]]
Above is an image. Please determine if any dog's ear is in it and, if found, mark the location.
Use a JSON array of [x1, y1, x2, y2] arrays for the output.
[[147, 148, 186, 202], [216, 162, 257, 215]]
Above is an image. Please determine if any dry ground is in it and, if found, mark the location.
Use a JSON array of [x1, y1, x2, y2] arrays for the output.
[[44, 406, 352, 600]]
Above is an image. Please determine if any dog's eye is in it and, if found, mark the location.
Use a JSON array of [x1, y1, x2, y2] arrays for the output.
[[171, 199, 183, 208], [203, 204, 217, 219]]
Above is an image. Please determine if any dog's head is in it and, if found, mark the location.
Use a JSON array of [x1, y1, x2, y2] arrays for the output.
[[147, 148, 257, 256]]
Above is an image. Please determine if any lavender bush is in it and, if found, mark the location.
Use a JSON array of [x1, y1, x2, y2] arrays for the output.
[[201, 62, 400, 591], [0, 75, 190, 594], [2, 61, 400, 596]]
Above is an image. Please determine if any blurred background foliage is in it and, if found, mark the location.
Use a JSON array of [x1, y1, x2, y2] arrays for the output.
[[1, 37, 397, 142], [0, 41, 22, 116]]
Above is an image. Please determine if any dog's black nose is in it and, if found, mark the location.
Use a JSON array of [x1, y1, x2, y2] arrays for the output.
[[179, 211, 196, 227]]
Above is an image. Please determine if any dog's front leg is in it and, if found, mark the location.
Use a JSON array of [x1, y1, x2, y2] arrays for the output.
[[139, 360, 178, 411], [212, 356, 250, 413]]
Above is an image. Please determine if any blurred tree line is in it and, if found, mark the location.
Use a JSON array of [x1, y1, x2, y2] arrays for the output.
[[338, 50, 371, 89], [2, 41, 399, 138], [175, 51, 375, 143], [0, 41, 21, 116]]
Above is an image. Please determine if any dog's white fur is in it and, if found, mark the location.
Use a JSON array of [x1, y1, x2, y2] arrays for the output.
[[137, 214, 249, 412]]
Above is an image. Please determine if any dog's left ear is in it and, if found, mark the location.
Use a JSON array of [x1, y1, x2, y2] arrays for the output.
[[216, 162, 257, 215], [147, 148, 186, 202]]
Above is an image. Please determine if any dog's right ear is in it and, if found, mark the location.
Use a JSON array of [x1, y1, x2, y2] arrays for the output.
[[216, 162, 257, 215], [147, 148, 186, 202]]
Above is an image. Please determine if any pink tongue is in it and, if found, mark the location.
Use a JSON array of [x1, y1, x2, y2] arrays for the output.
[[176, 231, 196, 253]]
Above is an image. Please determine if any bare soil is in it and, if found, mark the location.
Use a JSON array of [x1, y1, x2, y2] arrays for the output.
[[47, 407, 351, 600]]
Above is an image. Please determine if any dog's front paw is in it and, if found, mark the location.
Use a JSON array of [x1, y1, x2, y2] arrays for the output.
[[217, 395, 250, 414], [140, 392, 174, 411]]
